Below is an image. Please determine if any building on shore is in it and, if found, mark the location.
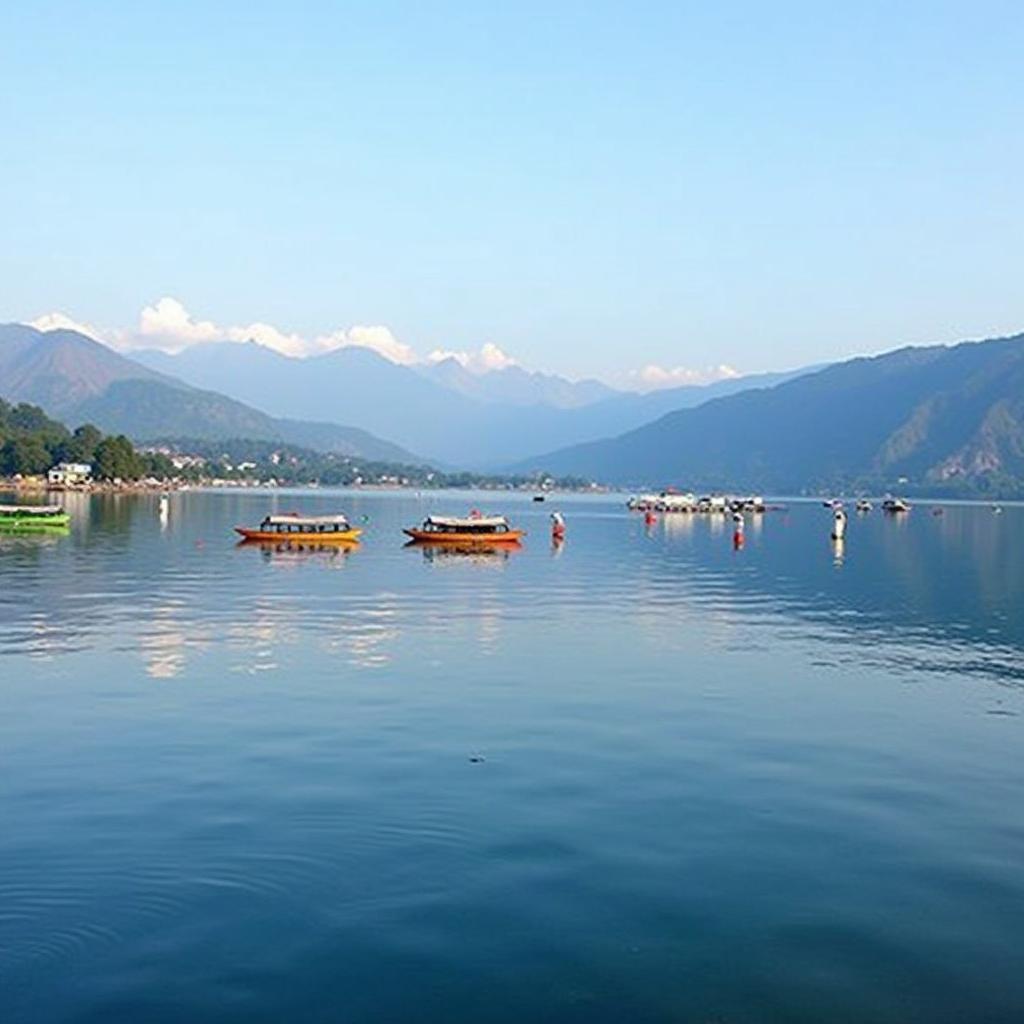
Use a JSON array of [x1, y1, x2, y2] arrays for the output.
[[47, 462, 93, 487]]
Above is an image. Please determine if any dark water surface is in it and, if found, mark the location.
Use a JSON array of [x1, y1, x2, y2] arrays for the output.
[[2, 489, 1023, 1023]]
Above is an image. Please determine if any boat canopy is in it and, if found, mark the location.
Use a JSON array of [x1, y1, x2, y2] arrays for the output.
[[424, 515, 509, 529], [0, 504, 66, 516], [260, 514, 351, 527]]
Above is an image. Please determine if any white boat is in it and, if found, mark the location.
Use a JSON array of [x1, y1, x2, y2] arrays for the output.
[[627, 491, 696, 512], [657, 492, 697, 513], [696, 495, 729, 514], [882, 497, 911, 514], [626, 494, 661, 511]]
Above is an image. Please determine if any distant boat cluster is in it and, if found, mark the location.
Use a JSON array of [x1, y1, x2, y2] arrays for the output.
[[627, 491, 767, 514]]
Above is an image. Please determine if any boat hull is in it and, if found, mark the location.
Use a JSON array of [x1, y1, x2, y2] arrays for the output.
[[234, 527, 362, 543], [403, 528, 524, 544], [0, 516, 70, 532]]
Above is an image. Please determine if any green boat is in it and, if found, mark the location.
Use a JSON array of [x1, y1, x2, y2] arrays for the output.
[[0, 504, 71, 532]]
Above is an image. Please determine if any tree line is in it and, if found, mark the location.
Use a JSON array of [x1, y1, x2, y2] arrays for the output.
[[0, 400, 174, 480], [0, 401, 595, 490]]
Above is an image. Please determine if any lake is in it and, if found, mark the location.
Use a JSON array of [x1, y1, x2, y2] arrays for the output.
[[2, 489, 1023, 1023]]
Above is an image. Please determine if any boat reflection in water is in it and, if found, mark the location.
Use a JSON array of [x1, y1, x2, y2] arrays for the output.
[[406, 539, 521, 565], [236, 537, 360, 566]]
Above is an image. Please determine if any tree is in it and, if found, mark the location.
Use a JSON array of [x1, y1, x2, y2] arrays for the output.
[[93, 435, 143, 481], [9, 403, 56, 433], [64, 423, 103, 463], [0, 436, 52, 476]]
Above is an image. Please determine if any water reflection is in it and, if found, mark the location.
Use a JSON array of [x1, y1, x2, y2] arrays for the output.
[[236, 538, 360, 566], [408, 540, 520, 565], [0, 492, 1022, 686], [832, 535, 846, 566], [5, 492, 1024, 1023]]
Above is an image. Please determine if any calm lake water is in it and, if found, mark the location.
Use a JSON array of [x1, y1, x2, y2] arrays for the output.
[[2, 489, 1023, 1023]]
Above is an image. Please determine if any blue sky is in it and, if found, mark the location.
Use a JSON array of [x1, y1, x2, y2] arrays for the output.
[[2, 1, 1022, 387]]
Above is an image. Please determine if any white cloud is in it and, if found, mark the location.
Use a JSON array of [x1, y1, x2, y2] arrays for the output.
[[28, 311, 104, 341], [227, 322, 308, 358], [627, 363, 741, 391], [427, 342, 517, 374], [29, 298, 432, 365], [316, 325, 418, 364], [29, 299, 739, 394], [139, 297, 221, 346], [111, 296, 415, 362]]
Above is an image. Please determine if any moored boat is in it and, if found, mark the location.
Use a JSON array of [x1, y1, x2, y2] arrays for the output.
[[0, 504, 70, 531], [234, 513, 362, 543], [882, 497, 911, 514], [403, 513, 524, 544]]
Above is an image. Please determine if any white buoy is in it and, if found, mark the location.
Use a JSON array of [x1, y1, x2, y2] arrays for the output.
[[831, 508, 846, 540]]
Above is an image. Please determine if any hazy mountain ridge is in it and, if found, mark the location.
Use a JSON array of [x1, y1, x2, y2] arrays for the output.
[[512, 334, 1024, 496], [0, 325, 422, 463], [416, 357, 617, 408], [134, 341, 814, 466]]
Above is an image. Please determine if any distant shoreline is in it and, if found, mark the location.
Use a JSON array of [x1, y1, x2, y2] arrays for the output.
[[0, 475, 610, 497]]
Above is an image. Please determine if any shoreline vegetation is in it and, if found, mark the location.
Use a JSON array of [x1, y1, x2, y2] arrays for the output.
[[3, 397, 1022, 502], [0, 399, 599, 495]]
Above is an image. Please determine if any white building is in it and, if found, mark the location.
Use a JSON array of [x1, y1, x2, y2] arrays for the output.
[[47, 462, 92, 486]]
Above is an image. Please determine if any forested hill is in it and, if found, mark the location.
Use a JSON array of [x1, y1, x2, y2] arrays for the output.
[[515, 333, 1024, 497]]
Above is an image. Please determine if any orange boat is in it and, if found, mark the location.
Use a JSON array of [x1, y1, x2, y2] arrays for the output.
[[235, 513, 362, 543], [403, 513, 524, 545]]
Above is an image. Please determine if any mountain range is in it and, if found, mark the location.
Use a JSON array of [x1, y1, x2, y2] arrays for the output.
[[0, 325, 420, 463], [516, 333, 1024, 496], [133, 342, 808, 466], [12, 320, 1021, 496]]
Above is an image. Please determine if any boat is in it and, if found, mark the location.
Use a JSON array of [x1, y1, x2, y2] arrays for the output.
[[234, 513, 362, 543], [403, 513, 524, 544], [732, 495, 766, 514], [627, 494, 660, 511], [0, 504, 70, 531], [881, 497, 911, 514], [855, 499, 873, 513], [533, 494, 546, 503]]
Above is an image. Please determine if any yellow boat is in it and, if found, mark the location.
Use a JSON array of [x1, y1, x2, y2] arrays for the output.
[[235, 513, 362, 543], [403, 513, 524, 545]]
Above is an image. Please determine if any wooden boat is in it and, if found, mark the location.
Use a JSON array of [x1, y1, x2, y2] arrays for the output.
[[403, 513, 524, 544], [234, 513, 362, 543], [0, 504, 70, 531]]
